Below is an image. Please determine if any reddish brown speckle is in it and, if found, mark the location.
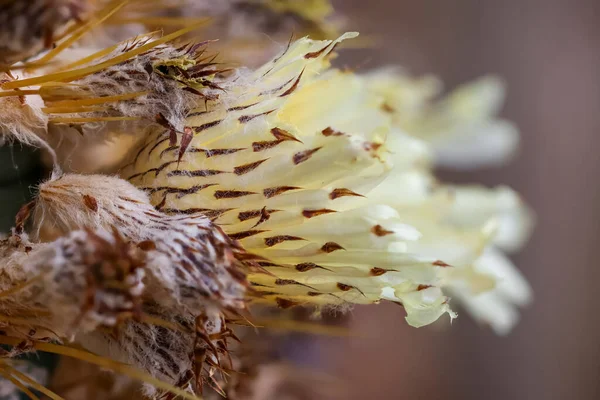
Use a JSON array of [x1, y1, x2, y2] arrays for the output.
[[295, 262, 318, 272], [276, 298, 299, 309], [304, 43, 331, 59], [271, 127, 302, 142], [417, 284, 432, 291], [337, 283, 353, 291], [275, 279, 300, 286], [322, 127, 344, 137], [321, 242, 345, 253], [238, 110, 275, 124], [370, 267, 388, 276], [329, 188, 364, 200], [364, 142, 382, 152], [233, 159, 268, 175], [280, 69, 304, 97], [228, 230, 267, 240], [263, 186, 301, 198], [264, 235, 305, 247], [372, 224, 394, 237], [302, 208, 336, 219], [168, 169, 224, 178], [214, 190, 256, 199], [433, 260, 451, 267], [193, 119, 222, 133], [293, 147, 322, 165], [381, 103, 395, 113]]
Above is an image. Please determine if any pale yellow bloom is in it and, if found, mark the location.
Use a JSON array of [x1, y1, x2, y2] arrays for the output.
[[121, 33, 533, 331], [366, 70, 520, 169]]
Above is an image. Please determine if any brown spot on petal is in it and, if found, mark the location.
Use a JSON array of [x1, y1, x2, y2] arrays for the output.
[[321, 242, 345, 253], [337, 283, 353, 291], [275, 279, 300, 286], [364, 142, 383, 152], [370, 267, 388, 276], [252, 140, 284, 152], [302, 209, 336, 219], [252, 207, 274, 228], [197, 209, 232, 220], [372, 224, 394, 237], [148, 137, 170, 157], [252, 129, 302, 152], [214, 190, 257, 199], [228, 230, 267, 240], [145, 184, 216, 196], [263, 186, 300, 198], [295, 263, 318, 272], [168, 169, 225, 178], [237, 210, 261, 221], [305, 43, 331, 59], [417, 284, 432, 291], [83, 194, 98, 212], [280, 69, 304, 97], [155, 196, 167, 210], [295, 262, 332, 272], [329, 188, 364, 200], [257, 261, 280, 267], [322, 127, 344, 137], [234, 159, 268, 175], [202, 148, 245, 158], [271, 127, 302, 142], [293, 147, 321, 165], [381, 102, 395, 113], [276, 298, 299, 309], [307, 292, 322, 296], [264, 235, 305, 247], [193, 119, 222, 133], [433, 260, 451, 267], [227, 102, 259, 112], [238, 110, 275, 123]]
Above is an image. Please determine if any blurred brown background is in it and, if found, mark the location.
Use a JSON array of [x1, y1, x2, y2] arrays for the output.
[[316, 1, 600, 399]]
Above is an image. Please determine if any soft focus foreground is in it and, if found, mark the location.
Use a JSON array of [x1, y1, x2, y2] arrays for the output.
[[0, 1, 538, 399]]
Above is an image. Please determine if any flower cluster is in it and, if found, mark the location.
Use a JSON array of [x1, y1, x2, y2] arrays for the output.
[[0, 1, 532, 398]]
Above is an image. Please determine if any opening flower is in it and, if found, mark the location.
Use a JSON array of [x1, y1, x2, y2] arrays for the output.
[[0, 1, 533, 398]]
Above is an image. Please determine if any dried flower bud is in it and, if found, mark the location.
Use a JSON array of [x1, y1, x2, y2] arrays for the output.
[[3, 172, 251, 394], [39, 37, 224, 132], [0, 0, 89, 65], [125, 0, 337, 61], [0, 229, 146, 337], [35, 173, 248, 312]]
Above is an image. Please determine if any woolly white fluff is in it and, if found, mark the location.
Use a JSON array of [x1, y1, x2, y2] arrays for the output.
[[0, 74, 48, 147], [34, 173, 247, 311], [0, 173, 250, 394]]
